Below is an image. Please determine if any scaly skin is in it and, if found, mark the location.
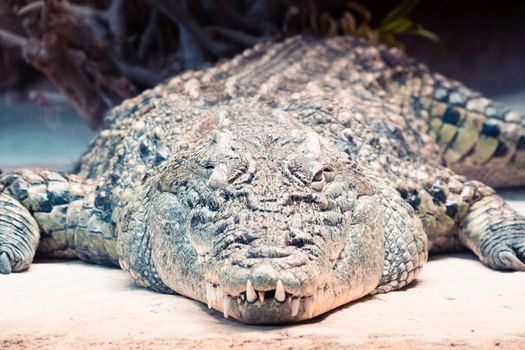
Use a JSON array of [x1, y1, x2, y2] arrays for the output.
[[1, 36, 524, 324]]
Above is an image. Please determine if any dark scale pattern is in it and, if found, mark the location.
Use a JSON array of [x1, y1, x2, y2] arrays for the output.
[[442, 108, 461, 125], [445, 201, 458, 218], [517, 135, 525, 150], [398, 188, 421, 211], [429, 185, 447, 205], [493, 141, 509, 158], [481, 122, 501, 138]]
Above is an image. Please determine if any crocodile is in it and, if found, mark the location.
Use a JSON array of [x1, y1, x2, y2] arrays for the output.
[[1, 35, 525, 324]]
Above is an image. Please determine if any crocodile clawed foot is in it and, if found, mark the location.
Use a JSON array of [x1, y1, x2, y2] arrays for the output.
[[481, 233, 525, 272], [497, 250, 525, 271], [0, 251, 12, 274], [0, 193, 40, 274]]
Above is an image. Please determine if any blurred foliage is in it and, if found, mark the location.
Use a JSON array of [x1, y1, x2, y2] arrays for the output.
[[376, 0, 441, 47], [0, 0, 438, 128], [303, 0, 441, 48]]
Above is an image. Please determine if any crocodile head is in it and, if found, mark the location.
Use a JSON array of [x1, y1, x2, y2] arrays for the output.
[[147, 115, 385, 324]]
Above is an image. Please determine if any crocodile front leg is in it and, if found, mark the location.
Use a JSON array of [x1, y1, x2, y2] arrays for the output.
[[0, 169, 119, 273], [391, 160, 525, 271], [460, 185, 525, 271], [373, 185, 428, 294], [0, 193, 39, 273]]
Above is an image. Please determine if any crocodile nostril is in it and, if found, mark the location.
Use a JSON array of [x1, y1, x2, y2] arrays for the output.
[[247, 246, 292, 259]]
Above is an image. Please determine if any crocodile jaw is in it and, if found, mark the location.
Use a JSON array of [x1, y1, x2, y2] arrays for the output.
[[201, 279, 376, 324], [149, 189, 384, 324]]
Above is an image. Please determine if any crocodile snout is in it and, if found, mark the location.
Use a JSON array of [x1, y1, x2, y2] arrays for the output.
[[205, 260, 331, 323]]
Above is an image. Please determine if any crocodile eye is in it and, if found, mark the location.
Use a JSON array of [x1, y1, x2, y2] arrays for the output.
[[207, 163, 228, 189], [202, 163, 215, 179], [312, 170, 324, 182], [312, 167, 333, 183], [310, 170, 325, 191], [322, 167, 334, 182], [310, 167, 334, 191], [205, 159, 248, 189]]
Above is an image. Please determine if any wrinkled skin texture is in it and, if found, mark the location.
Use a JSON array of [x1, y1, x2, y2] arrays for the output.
[[1, 36, 525, 324], [145, 120, 387, 322]]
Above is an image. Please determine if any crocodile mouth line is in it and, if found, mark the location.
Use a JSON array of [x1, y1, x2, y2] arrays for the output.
[[205, 280, 330, 320]]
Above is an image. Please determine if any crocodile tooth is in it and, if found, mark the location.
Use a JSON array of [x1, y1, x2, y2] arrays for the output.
[[246, 280, 257, 303], [304, 297, 314, 318], [206, 284, 213, 309], [291, 298, 300, 317], [213, 287, 219, 305], [275, 280, 286, 302], [240, 293, 245, 301], [223, 296, 232, 318], [258, 291, 265, 303]]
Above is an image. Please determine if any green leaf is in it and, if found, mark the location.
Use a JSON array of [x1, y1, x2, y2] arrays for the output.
[[409, 26, 440, 42], [378, 18, 414, 35], [380, 0, 419, 26], [408, 25, 445, 49]]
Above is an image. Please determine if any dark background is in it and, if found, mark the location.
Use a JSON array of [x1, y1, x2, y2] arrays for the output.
[[388, 0, 525, 97]]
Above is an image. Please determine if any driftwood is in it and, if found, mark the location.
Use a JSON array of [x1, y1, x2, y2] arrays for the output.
[[0, 0, 406, 128]]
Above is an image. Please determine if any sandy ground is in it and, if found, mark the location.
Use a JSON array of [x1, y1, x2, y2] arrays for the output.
[[0, 259, 524, 350]]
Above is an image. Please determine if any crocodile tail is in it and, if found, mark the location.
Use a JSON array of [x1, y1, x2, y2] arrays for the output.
[[373, 43, 524, 187], [380, 44, 525, 188], [0, 193, 40, 273]]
